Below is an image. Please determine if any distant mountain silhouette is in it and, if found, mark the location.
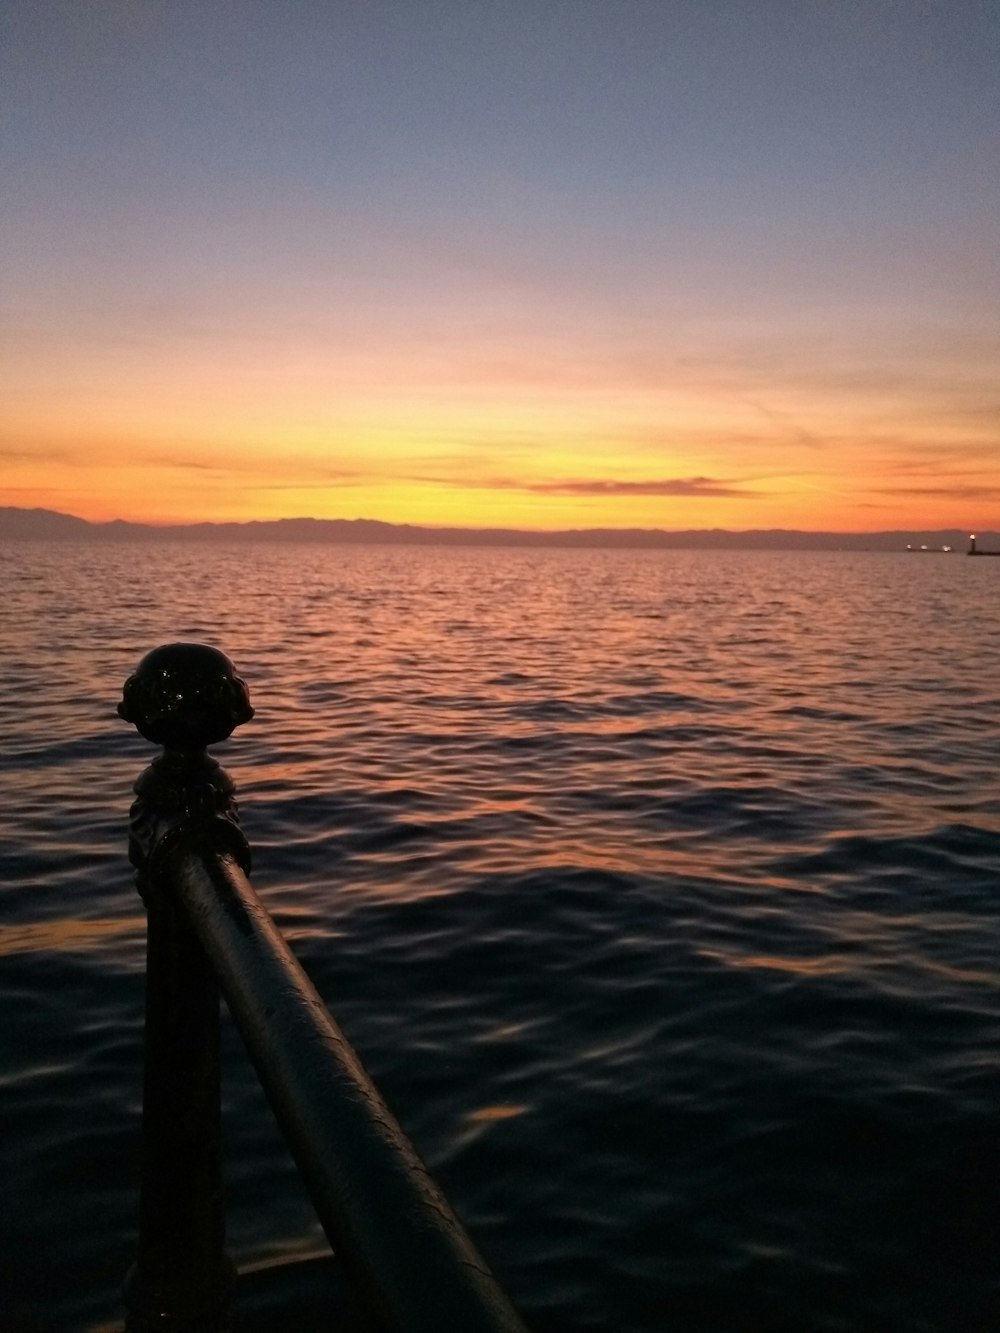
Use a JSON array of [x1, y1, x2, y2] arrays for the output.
[[1, 507, 96, 538], [1, 506, 995, 552]]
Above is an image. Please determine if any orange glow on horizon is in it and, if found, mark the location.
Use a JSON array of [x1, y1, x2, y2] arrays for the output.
[[4, 299, 997, 534], [5, 350, 997, 533]]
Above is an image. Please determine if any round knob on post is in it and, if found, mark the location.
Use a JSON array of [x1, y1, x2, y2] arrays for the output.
[[119, 643, 254, 752]]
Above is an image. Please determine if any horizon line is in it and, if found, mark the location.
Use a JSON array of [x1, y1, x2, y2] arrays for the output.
[[1, 506, 992, 551]]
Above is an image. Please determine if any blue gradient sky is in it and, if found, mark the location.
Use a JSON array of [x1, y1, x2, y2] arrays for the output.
[[4, 1, 998, 529]]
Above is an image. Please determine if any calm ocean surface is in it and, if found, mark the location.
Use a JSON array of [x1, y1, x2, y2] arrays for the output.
[[2, 540, 999, 1332]]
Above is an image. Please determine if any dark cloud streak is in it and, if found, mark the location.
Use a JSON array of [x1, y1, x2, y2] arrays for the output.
[[494, 476, 754, 498], [875, 484, 1000, 501]]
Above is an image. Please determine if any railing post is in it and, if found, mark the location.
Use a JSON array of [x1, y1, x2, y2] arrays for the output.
[[119, 642, 530, 1333], [119, 643, 254, 1330]]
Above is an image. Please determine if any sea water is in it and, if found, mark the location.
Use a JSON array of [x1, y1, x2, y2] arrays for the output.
[[1, 540, 999, 1332]]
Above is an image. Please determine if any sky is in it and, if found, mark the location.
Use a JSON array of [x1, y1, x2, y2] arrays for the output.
[[3, 0, 998, 532]]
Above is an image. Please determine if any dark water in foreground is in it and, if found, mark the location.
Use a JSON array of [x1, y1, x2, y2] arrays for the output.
[[2, 541, 999, 1332]]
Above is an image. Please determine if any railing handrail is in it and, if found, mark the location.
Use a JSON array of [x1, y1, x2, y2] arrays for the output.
[[119, 643, 529, 1332]]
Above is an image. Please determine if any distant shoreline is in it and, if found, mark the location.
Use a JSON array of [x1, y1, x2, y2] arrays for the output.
[[1, 506, 996, 553]]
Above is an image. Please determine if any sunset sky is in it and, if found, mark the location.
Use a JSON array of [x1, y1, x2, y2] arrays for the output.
[[3, 1, 998, 532]]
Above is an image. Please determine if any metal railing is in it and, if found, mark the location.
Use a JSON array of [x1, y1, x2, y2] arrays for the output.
[[119, 643, 529, 1333]]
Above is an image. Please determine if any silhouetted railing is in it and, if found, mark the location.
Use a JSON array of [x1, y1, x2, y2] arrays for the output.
[[119, 643, 528, 1332]]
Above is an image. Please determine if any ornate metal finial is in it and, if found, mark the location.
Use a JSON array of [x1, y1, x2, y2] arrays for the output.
[[119, 642, 254, 752], [120, 644, 254, 887]]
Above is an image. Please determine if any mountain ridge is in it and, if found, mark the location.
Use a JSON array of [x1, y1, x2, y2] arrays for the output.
[[0, 506, 994, 552]]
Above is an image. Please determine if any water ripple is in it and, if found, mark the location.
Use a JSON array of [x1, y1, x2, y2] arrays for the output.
[[2, 542, 999, 1331]]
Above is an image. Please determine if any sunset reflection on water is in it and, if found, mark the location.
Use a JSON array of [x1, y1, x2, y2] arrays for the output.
[[2, 541, 999, 1332]]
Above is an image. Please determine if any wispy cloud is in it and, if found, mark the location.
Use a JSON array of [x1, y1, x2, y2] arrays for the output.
[[149, 456, 366, 483], [873, 484, 1000, 501], [484, 475, 754, 498], [0, 446, 75, 463]]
